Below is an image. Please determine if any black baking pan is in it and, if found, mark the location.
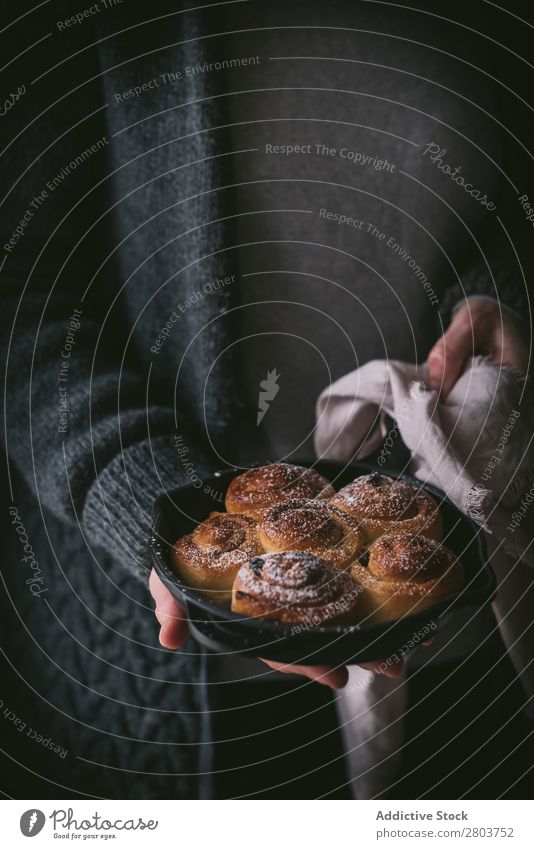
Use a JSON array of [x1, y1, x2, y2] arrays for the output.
[[150, 460, 496, 665]]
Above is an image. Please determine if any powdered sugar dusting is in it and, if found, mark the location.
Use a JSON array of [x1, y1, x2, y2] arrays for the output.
[[261, 498, 342, 548], [235, 551, 350, 607], [173, 513, 263, 578], [259, 498, 365, 565], [226, 463, 335, 512], [370, 532, 453, 583], [333, 474, 435, 521]]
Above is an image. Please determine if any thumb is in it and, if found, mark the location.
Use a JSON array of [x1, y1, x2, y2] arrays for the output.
[[427, 315, 473, 399], [149, 568, 190, 649]]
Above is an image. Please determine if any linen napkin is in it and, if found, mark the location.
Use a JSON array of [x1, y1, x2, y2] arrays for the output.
[[315, 357, 534, 797]]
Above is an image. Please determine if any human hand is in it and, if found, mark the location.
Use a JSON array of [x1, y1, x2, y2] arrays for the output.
[[149, 569, 416, 687], [428, 297, 529, 399], [149, 568, 190, 649]]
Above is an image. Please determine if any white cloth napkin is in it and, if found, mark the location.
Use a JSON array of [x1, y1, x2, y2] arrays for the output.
[[315, 357, 534, 568], [337, 665, 407, 800], [315, 357, 534, 797]]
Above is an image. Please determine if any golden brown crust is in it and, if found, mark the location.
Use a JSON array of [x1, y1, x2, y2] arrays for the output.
[[258, 498, 365, 569], [351, 532, 463, 623], [172, 513, 263, 604], [225, 463, 335, 520], [331, 473, 442, 542], [232, 551, 362, 625]]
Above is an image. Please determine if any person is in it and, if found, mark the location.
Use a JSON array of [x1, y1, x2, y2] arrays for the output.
[[2, 0, 531, 798]]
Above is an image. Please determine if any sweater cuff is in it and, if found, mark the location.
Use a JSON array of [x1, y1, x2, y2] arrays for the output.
[[439, 257, 529, 327], [451, 295, 526, 323], [82, 434, 218, 581]]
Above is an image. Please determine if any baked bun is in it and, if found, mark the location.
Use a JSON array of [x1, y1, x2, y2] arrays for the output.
[[331, 472, 442, 542], [225, 462, 335, 520], [259, 498, 365, 569], [172, 513, 263, 604], [351, 532, 463, 623], [232, 551, 362, 625]]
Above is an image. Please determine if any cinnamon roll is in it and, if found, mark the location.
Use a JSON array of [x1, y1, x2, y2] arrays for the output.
[[259, 498, 365, 569], [351, 532, 463, 623], [232, 551, 362, 625], [225, 462, 335, 520], [172, 513, 263, 603], [331, 472, 442, 542]]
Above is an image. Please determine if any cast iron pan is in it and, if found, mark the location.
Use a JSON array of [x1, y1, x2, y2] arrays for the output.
[[150, 460, 496, 665]]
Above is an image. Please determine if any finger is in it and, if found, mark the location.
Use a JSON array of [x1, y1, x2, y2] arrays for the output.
[[427, 315, 473, 399], [359, 656, 405, 678], [149, 569, 181, 620], [260, 659, 349, 689], [159, 612, 190, 650], [149, 573, 180, 624], [149, 568, 169, 608], [148, 569, 190, 649]]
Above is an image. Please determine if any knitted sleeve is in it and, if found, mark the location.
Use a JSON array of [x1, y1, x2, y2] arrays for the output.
[[439, 253, 530, 326]]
